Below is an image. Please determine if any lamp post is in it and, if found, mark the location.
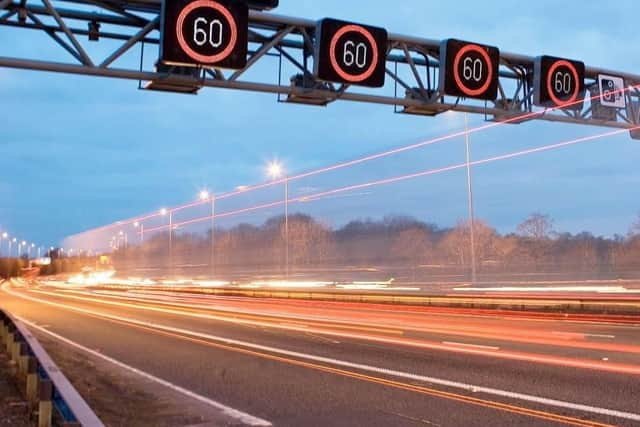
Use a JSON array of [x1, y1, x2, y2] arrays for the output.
[[134, 221, 144, 243], [267, 161, 289, 280], [10, 238, 16, 257], [160, 208, 171, 277], [119, 231, 128, 250], [200, 190, 215, 278], [464, 113, 477, 284]]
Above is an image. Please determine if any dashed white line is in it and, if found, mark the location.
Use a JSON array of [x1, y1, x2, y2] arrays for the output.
[[585, 334, 616, 339], [441, 341, 500, 351], [552, 331, 616, 339]]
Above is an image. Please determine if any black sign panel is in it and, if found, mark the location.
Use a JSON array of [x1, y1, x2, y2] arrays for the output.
[[246, 0, 278, 10], [534, 55, 585, 109], [160, 0, 248, 69], [314, 18, 387, 88], [439, 39, 500, 100]]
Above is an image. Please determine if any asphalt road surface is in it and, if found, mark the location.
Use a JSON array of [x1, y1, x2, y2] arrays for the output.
[[1, 280, 639, 427]]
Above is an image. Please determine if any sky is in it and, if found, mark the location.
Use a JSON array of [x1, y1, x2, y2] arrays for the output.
[[1, 0, 640, 249]]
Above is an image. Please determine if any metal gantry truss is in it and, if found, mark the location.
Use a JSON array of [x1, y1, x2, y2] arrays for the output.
[[2, 0, 640, 134]]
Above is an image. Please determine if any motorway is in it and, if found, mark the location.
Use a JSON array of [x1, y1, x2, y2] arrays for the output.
[[1, 280, 639, 427]]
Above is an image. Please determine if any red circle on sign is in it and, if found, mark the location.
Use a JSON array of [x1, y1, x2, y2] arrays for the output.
[[546, 60, 580, 107], [328, 25, 379, 83], [176, 0, 237, 64], [452, 44, 494, 97]]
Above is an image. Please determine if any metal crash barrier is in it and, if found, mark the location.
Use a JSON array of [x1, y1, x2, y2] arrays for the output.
[[0, 308, 104, 427]]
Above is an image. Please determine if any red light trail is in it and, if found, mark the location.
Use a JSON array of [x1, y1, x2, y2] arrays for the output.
[[69, 83, 639, 240], [140, 125, 640, 234]]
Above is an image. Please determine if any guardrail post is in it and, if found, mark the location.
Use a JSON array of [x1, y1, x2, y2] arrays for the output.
[[26, 356, 38, 403], [11, 335, 21, 364], [38, 379, 53, 427], [18, 342, 28, 379], [5, 328, 14, 354]]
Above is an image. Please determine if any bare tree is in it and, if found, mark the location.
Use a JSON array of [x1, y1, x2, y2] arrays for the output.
[[391, 227, 433, 266], [517, 213, 554, 239], [439, 220, 498, 266]]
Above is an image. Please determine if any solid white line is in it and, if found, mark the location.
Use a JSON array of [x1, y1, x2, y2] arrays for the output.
[[4, 284, 640, 422], [441, 341, 500, 351], [15, 317, 272, 427]]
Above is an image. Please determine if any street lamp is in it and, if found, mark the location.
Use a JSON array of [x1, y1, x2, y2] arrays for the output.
[[463, 113, 477, 284], [10, 238, 16, 257], [134, 221, 144, 243], [267, 160, 289, 279], [199, 190, 215, 278], [161, 208, 173, 277], [118, 230, 128, 250]]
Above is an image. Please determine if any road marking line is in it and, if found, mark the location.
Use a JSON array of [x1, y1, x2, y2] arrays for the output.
[[441, 341, 500, 351], [585, 334, 616, 339], [552, 332, 616, 340], [4, 283, 639, 423], [279, 322, 308, 329], [16, 317, 272, 427], [305, 332, 341, 344]]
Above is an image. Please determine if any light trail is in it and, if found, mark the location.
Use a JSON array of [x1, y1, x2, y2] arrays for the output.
[[9, 283, 640, 376], [142, 125, 640, 234], [5, 282, 640, 425], [68, 84, 640, 239], [39, 287, 640, 355]]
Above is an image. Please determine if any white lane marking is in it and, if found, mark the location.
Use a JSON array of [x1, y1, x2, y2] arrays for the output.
[[16, 317, 271, 427], [5, 285, 640, 423], [441, 342, 500, 351], [305, 333, 341, 345], [552, 331, 616, 339]]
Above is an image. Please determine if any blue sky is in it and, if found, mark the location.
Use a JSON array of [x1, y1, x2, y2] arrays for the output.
[[1, 0, 639, 248]]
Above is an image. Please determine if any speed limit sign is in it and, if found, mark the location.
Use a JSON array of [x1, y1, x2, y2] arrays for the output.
[[439, 39, 500, 100], [534, 55, 585, 109], [314, 18, 388, 88], [160, 0, 248, 69]]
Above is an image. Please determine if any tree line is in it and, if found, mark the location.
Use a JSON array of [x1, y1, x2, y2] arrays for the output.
[[113, 212, 640, 280]]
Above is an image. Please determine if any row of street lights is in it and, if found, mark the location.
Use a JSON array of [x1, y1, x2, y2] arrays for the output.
[[119, 160, 291, 280], [0, 230, 49, 259]]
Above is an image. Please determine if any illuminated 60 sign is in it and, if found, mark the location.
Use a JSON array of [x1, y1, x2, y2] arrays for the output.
[[160, 0, 248, 69], [314, 18, 388, 88], [440, 39, 500, 100], [534, 55, 585, 109]]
